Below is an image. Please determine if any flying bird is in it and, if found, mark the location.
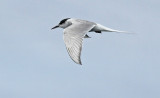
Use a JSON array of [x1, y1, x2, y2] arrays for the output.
[[51, 18, 129, 65]]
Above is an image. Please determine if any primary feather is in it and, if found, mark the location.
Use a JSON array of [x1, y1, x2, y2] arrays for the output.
[[63, 19, 95, 65]]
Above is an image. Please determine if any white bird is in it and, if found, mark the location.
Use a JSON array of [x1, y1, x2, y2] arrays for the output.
[[51, 18, 129, 65]]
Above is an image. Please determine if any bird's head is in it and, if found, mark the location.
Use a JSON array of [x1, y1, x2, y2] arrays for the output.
[[51, 18, 71, 30]]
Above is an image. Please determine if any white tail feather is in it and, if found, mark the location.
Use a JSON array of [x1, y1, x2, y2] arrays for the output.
[[98, 24, 134, 34], [93, 24, 134, 34], [109, 30, 134, 34]]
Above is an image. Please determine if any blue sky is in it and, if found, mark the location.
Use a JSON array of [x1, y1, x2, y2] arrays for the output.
[[0, 0, 160, 98]]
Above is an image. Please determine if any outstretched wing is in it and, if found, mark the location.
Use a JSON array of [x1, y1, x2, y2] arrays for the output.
[[63, 19, 95, 65]]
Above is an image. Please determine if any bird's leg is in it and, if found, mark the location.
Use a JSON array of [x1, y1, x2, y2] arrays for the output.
[[95, 31, 101, 33], [84, 34, 91, 38]]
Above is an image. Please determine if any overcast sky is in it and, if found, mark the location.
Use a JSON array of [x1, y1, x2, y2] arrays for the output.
[[0, 0, 160, 98]]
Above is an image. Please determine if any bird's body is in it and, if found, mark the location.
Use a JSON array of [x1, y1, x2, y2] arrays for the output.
[[52, 18, 128, 65]]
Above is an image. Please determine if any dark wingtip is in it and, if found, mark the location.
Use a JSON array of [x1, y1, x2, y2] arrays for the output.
[[79, 61, 82, 65]]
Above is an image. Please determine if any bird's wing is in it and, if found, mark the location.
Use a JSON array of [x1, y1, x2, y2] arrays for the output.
[[63, 20, 95, 65]]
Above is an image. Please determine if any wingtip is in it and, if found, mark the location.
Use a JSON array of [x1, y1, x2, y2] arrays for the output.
[[79, 62, 82, 65], [72, 59, 82, 65], [77, 61, 82, 65]]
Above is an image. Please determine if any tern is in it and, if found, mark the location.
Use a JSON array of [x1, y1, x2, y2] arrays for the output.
[[51, 18, 129, 65]]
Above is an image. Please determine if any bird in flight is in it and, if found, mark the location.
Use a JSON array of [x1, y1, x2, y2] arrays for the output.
[[51, 18, 129, 65]]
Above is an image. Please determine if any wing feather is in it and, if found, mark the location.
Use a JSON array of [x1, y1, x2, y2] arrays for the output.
[[63, 19, 95, 65]]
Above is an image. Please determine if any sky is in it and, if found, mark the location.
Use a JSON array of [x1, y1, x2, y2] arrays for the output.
[[0, 0, 160, 98]]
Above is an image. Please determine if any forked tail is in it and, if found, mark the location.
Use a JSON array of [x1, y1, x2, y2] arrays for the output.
[[107, 29, 133, 34], [96, 24, 134, 34]]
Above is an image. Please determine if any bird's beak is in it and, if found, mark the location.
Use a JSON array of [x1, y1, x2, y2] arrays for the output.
[[51, 25, 59, 30]]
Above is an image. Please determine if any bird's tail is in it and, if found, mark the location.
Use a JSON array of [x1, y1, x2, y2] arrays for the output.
[[107, 29, 133, 34], [97, 24, 134, 34], [103, 27, 133, 34]]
